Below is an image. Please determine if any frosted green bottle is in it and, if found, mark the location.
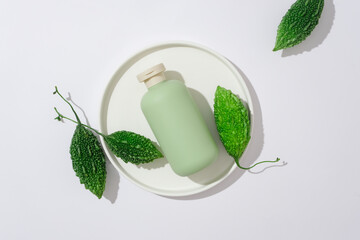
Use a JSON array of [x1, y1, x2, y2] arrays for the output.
[[137, 63, 218, 176]]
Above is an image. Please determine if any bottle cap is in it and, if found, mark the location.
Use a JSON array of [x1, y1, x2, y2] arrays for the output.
[[137, 63, 166, 88]]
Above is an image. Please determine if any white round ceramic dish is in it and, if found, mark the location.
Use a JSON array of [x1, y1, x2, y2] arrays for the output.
[[99, 41, 253, 197]]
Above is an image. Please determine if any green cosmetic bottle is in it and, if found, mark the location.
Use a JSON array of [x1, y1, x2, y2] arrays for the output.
[[137, 63, 218, 176]]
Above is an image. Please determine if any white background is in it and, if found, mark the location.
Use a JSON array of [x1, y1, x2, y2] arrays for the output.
[[1, 0, 359, 239]]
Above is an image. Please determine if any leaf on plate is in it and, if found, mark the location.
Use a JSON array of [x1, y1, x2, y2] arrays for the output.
[[104, 130, 163, 165], [214, 86, 251, 164]]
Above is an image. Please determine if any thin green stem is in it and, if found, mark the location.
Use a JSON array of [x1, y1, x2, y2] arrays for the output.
[[54, 107, 105, 137], [53, 86, 82, 124], [235, 158, 281, 170]]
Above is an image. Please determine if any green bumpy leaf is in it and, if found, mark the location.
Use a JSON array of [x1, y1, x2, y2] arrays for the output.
[[104, 131, 163, 165], [273, 0, 324, 51], [70, 125, 106, 199], [214, 86, 251, 164]]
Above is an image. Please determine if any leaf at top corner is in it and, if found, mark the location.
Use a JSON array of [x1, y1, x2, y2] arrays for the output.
[[214, 86, 251, 162], [273, 0, 324, 51], [70, 125, 106, 199], [104, 130, 163, 165]]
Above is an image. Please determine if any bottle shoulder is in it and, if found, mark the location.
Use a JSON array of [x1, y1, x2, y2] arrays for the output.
[[150, 79, 185, 90], [141, 80, 186, 103], [143, 80, 186, 99]]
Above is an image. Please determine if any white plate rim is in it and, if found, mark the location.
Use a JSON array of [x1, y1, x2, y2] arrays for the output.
[[99, 40, 254, 197]]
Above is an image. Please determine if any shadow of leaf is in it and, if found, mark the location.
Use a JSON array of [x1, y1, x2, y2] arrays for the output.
[[136, 157, 168, 170], [102, 160, 120, 203]]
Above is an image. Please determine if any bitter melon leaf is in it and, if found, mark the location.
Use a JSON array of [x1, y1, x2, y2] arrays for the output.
[[274, 0, 324, 51], [104, 131, 163, 165], [70, 125, 106, 199], [214, 86, 251, 163]]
